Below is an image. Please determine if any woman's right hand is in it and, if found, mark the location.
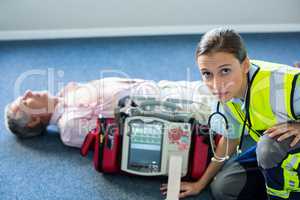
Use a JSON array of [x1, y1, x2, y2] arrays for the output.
[[160, 181, 206, 199]]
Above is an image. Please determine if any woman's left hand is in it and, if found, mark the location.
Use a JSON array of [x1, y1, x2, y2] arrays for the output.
[[265, 121, 300, 147]]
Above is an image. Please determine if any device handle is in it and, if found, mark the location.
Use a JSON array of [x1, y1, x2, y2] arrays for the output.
[[139, 100, 180, 111]]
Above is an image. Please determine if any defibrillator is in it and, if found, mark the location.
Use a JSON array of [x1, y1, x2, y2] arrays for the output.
[[81, 96, 221, 179]]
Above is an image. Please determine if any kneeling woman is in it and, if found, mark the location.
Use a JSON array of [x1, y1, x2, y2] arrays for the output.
[[163, 28, 300, 199]]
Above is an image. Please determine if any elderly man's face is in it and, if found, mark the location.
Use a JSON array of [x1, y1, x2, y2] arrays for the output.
[[10, 90, 50, 117]]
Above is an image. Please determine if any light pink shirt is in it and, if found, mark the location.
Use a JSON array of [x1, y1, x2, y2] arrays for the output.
[[49, 78, 213, 148], [49, 77, 158, 147]]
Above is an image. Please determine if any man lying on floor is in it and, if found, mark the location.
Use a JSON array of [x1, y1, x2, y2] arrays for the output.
[[4, 77, 213, 148]]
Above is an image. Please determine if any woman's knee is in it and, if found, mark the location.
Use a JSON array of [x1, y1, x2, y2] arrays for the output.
[[210, 176, 227, 200], [210, 162, 246, 200], [256, 135, 289, 169]]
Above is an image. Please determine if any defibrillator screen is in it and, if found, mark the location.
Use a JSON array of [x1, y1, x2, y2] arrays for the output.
[[128, 120, 163, 173]]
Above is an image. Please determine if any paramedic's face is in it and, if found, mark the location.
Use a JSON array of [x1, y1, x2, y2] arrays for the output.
[[10, 90, 50, 117], [197, 52, 249, 102]]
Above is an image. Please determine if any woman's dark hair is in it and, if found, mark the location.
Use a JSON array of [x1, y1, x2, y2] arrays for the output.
[[195, 27, 247, 63]]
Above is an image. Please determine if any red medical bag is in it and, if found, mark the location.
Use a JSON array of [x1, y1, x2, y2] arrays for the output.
[[81, 118, 121, 173], [81, 117, 221, 179]]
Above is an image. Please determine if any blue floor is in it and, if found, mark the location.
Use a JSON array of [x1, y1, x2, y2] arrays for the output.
[[0, 33, 300, 200]]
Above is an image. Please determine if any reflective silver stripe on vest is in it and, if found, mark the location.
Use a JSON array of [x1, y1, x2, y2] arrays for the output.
[[284, 156, 299, 170], [270, 68, 289, 123]]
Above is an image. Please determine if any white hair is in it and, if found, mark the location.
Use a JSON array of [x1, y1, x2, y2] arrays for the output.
[[4, 103, 45, 138]]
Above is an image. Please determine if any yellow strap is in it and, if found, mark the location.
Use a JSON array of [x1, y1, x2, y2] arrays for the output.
[[266, 185, 290, 199], [281, 154, 300, 191]]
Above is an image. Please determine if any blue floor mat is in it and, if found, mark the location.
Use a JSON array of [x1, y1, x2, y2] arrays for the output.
[[0, 32, 300, 199]]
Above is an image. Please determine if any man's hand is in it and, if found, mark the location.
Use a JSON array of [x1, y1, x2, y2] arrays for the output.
[[160, 181, 205, 199], [265, 121, 300, 147]]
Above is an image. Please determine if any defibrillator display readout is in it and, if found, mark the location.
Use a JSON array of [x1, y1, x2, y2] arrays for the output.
[[128, 119, 163, 172], [130, 122, 163, 147]]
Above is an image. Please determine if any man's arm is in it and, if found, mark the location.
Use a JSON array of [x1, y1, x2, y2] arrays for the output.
[[58, 115, 97, 148]]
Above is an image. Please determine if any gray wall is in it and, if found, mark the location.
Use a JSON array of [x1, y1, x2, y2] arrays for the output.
[[1, 0, 300, 40]]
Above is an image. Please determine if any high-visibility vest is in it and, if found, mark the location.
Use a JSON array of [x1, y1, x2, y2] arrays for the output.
[[224, 60, 300, 142], [224, 60, 300, 198]]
